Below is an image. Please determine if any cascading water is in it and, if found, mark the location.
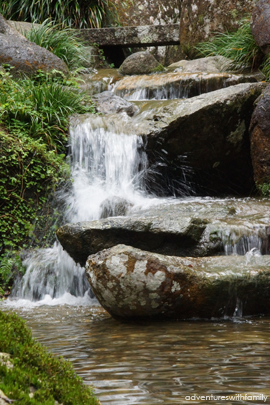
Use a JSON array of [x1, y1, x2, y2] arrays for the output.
[[11, 115, 150, 303]]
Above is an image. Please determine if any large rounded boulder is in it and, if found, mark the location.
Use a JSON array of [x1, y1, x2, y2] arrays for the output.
[[0, 14, 68, 76], [86, 244, 270, 320], [250, 83, 270, 184], [119, 52, 163, 75], [251, 0, 270, 55]]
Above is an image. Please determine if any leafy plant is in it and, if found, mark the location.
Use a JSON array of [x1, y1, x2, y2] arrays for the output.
[[196, 18, 263, 71], [0, 70, 95, 152], [0, 70, 95, 255], [0, 255, 25, 296], [0, 0, 119, 28], [0, 311, 99, 404], [25, 19, 88, 70]]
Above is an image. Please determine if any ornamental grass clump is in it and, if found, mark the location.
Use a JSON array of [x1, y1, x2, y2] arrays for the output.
[[26, 20, 88, 71], [196, 18, 263, 72], [0, 0, 118, 28]]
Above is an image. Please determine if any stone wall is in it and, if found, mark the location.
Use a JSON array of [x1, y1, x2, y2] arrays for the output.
[[114, 0, 181, 26], [113, 0, 183, 66], [179, 0, 257, 56]]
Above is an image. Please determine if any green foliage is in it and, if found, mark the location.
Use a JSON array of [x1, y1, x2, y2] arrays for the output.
[[0, 70, 95, 152], [25, 19, 88, 70], [0, 70, 95, 255], [0, 0, 119, 28], [256, 183, 270, 198], [195, 18, 263, 71], [0, 255, 25, 297], [0, 311, 99, 405]]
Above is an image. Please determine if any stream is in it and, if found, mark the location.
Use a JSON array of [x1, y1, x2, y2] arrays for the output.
[[2, 301, 270, 404], [2, 68, 270, 404]]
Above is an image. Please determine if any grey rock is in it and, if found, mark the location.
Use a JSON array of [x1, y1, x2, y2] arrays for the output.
[[57, 198, 270, 265], [119, 51, 162, 75], [93, 91, 138, 116], [0, 13, 68, 76], [99, 196, 133, 219], [86, 244, 270, 320], [167, 56, 233, 73]]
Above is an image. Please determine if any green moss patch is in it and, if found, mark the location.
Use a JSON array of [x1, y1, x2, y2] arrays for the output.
[[0, 311, 100, 405]]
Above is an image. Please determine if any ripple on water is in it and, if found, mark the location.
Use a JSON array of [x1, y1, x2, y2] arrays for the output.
[[2, 303, 270, 405]]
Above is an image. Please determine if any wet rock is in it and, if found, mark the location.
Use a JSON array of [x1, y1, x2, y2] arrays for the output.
[[251, 0, 270, 55], [93, 91, 138, 116], [78, 69, 123, 96], [114, 70, 259, 101], [250, 83, 270, 184], [119, 52, 162, 75], [0, 13, 68, 76], [179, 0, 256, 56], [86, 244, 270, 320], [99, 196, 133, 218], [167, 56, 232, 73], [70, 83, 266, 195], [57, 198, 270, 266]]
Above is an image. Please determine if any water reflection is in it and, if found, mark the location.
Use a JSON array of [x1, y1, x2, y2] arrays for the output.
[[3, 304, 270, 405]]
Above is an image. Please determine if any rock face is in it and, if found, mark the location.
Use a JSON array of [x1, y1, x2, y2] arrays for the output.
[[250, 84, 270, 184], [93, 91, 138, 116], [0, 14, 68, 76], [57, 198, 270, 266], [251, 0, 270, 55], [119, 52, 162, 75], [179, 0, 256, 56], [86, 244, 270, 320]]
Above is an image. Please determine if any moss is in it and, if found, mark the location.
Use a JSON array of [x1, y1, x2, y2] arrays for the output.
[[0, 311, 100, 405], [151, 63, 165, 73]]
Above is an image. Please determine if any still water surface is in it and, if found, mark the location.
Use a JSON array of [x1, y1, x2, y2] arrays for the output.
[[3, 302, 270, 405]]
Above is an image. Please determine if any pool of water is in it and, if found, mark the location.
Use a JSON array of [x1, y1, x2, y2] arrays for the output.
[[2, 301, 270, 405]]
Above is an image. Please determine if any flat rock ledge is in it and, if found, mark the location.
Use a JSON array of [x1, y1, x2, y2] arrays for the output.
[[86, 244, 270, 320]]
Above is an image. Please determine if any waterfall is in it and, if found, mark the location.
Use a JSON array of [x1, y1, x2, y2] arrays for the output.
[[11, 115, 149, 303]]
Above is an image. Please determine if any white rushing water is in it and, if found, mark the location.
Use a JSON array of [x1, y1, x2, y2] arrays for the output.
[[9, 114, 161, 305]]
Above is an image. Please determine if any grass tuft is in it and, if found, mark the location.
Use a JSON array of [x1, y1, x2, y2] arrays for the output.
[[195, 18, 263, 72], [25, 19, 88, 71]]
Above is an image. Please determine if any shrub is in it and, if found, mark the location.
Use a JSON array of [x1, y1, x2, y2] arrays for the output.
[[0, 70, 95, 255]]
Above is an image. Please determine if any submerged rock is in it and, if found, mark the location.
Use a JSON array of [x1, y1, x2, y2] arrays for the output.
[[93, 91, 138, 116], [86, 244, 270, 320], [251, 0, 270, 55], [57, 198, 270, 266], [119, 51, 162, 75], [0, 14, 68, 76]]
